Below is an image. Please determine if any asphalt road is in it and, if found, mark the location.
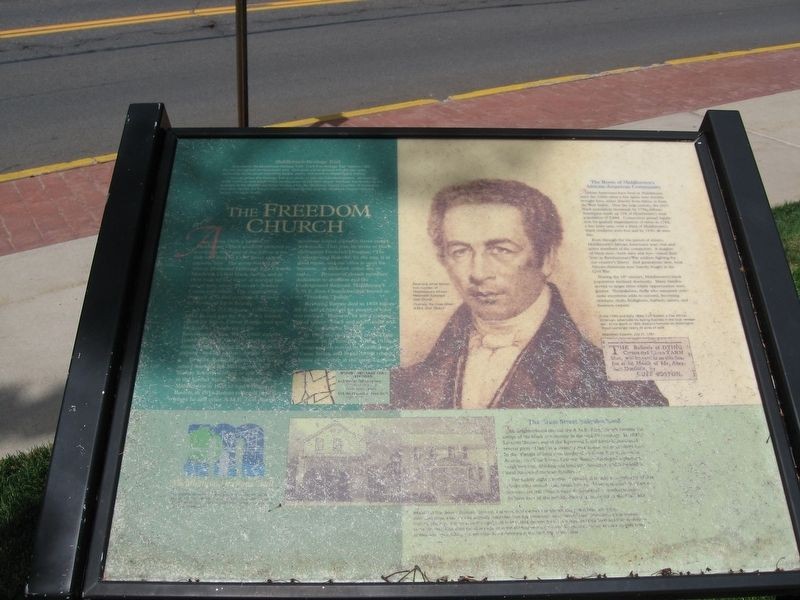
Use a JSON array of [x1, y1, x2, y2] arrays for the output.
[[1, 0, 799, 173]]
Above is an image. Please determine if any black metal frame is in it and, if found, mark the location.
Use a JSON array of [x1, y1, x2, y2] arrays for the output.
[[27, 104, 800, 599], [27, 103, 171, 600]]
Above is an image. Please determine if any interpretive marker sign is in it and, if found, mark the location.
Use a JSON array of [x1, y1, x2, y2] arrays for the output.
[[28, 105, 800, 599]]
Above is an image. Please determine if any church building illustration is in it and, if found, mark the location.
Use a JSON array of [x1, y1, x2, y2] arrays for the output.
[[285, 418, 499, 504]]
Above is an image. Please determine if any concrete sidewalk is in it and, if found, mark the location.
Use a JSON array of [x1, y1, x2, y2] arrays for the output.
[[1, 47, 799, 457]]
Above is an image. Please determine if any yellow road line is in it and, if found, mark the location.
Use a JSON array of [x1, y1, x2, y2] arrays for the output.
[[0, 0, 360, 39], [449, 65, 650, 101], [449, 73, 593, 101], [449, 41, 800, 101], [0, 100, 437, 182], [0, 154, 117, 184], [268, 98, 439, 127], [666, 41, 800, 65], [452, 42, 800, 101], [2, 40, 798, 183]]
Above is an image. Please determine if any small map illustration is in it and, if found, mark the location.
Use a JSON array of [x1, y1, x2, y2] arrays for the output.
[[291, 369, 391, 404], [292, 370, 337, 404]]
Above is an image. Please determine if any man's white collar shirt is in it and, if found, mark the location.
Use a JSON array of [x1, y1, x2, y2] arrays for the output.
[[460, 285, 552, 409]]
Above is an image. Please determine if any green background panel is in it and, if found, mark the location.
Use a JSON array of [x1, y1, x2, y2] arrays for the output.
[[105, 409, 404, 582], [401, 406, 799, 579], [133, 139, 399, 410], [107, 407, 799, 582]]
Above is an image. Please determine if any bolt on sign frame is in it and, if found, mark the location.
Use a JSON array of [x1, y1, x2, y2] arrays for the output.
[[27, 103, 800, 599]]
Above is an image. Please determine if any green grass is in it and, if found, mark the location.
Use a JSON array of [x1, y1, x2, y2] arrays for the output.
[[773, 201, 800, 293], [0, 204, 798, 600], [0, 445, 51, 600]]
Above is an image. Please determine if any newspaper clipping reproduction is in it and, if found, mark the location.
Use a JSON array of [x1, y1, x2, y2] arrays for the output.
[[102, 137, 799, 583]]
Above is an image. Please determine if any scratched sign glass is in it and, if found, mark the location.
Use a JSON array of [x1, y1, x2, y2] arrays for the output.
[[104, 138, 800, 582]]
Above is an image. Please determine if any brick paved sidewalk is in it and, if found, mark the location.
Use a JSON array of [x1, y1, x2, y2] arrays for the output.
[[1, 46, 799, 257]]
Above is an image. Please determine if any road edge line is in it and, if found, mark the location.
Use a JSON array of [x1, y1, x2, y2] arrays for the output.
[[0, 154, 117, 184], [665, 41, 800, 65], [2, 41, 798, 183], [0, 0, 360, 39], [268, 98, 439, 127]]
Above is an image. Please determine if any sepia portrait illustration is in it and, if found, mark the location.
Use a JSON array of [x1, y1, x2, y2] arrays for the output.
[[391, 177, 667, 409]]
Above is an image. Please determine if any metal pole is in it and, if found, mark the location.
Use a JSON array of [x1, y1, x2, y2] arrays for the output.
[[235, 0, 249, 127]]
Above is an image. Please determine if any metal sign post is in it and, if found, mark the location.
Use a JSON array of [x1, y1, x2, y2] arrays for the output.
[[235, 0, 249, 127]]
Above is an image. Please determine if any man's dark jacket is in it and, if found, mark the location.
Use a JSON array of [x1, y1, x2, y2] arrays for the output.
[[390, 285, 668, 409]]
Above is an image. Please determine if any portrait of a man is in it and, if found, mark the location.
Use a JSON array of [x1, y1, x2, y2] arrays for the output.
[[391, 179, 667, 409]]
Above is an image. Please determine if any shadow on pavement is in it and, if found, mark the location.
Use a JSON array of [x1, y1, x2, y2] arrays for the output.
[[0, 383, 63, 451]]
